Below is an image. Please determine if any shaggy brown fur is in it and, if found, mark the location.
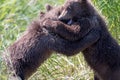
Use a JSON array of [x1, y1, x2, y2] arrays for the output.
[[5, 5, 64, 80], [5, 0, 120, 80], [5, 4, 89, 80], [43, 0, 120, 80]]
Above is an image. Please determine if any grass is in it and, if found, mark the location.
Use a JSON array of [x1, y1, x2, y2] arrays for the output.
[[0, 0, 120, 80]]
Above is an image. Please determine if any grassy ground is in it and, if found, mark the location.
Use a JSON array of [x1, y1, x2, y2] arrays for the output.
[[0, 0, 120, 80]]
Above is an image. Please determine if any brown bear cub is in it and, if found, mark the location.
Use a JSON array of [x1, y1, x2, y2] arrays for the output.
[[43, 0, 120, 80], [5, 4, 90, 80], [5, 6, 65, 80], [5, 6, 61, 80]]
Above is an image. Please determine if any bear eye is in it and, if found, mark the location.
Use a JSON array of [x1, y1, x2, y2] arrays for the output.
[[58, 12, 61, 16]]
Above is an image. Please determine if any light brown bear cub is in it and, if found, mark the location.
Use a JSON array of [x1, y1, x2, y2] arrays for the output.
[[43, 0, 120, 80], [5, 4, 91, 80], [5, 5, 65, 80]]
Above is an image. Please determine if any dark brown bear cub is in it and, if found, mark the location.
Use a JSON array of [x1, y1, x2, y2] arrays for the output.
[[43, 0, 120, 80]]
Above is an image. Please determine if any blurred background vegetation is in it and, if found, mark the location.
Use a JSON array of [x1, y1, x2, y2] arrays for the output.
[[0, 0, 120, 80]]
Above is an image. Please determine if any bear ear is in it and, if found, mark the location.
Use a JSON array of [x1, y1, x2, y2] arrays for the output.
[[39, 12, 45, 18], [45, 4, 53, 11]]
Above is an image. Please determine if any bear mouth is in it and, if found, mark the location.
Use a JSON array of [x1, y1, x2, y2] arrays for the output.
[[60, 19, 70, 23], [60, 19, 73, 25]]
